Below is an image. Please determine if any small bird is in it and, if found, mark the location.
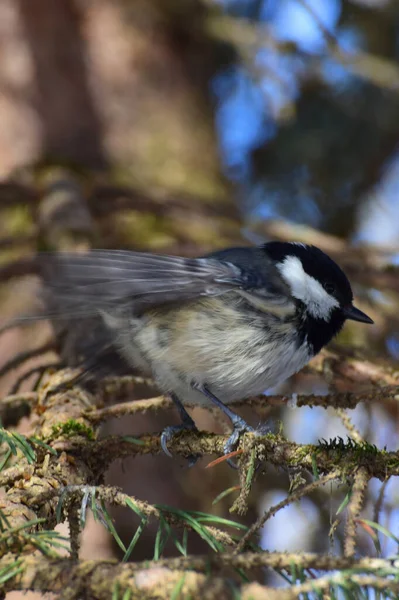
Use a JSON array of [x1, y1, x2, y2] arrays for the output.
[[36, 242, 373, 457]]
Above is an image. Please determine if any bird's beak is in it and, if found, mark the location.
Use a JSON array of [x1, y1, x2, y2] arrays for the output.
[[343, 305, 374, 324]]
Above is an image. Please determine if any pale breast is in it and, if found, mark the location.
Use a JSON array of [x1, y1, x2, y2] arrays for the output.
[[128, 297, 312, 407]]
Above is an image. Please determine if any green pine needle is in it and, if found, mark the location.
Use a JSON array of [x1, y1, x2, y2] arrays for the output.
[[0, 561, 24, 585], [212, 486, 240, 506], [122, 517, 148, 562]]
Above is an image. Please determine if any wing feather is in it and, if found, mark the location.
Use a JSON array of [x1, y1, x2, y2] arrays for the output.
[[39, 250, 242, 318], [38, 248, 293, 319]]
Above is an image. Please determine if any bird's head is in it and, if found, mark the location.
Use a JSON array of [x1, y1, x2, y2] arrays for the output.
[[264, 241, 373, 351]]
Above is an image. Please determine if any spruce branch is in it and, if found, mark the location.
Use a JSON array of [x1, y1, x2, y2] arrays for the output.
[[2, 553, 399, 599]]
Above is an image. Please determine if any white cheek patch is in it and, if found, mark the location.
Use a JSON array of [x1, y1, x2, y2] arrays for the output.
[[277, 256, 339, 320]]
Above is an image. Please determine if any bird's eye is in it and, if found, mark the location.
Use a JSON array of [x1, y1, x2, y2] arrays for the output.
[[324, 282, 336, 295]]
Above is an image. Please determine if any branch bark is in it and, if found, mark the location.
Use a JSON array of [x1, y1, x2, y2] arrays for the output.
[[2, 553, 398, 599]]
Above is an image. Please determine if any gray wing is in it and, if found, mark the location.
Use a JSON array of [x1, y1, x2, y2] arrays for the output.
[[38, 248, 291, 319], [4, 248, 293, 384]]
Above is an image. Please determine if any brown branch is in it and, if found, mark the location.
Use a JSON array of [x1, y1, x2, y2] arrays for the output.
[[61, 431, 399, 483], [86, 385, 399, 426], [67, 502, 81, 560], [0, 341, 56, 379], [0, 555, 236, 599], [0, 463, 35, 488], [373, 478, 389, 526], [86, 396, 169, 423], [289, 574, 399, 597], [1, 552, 397, 599], [0, 365, 397, 599], [335, 408, 364, 443], [235, 470, 340, 552], [123, 551, 398, 578], [344, 467, 370, 558], [1, 367, 395, 542], [0, 365, 396, 520], [1, 352, 397, 433], [0, 370, 99, 530], [58, 484, 238, 549], [9, 361, 61, 395]]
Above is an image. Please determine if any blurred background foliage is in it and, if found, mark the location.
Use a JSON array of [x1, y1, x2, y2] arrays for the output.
[[1, 0, 399, 594]]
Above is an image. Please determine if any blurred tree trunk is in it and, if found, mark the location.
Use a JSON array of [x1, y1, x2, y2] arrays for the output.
[[14, 0, 237, 213], [17, 0, 108, 170]]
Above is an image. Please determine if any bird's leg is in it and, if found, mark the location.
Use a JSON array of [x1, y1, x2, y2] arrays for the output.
[[192, 383, 255, 464], [160, 393, 199, 465]]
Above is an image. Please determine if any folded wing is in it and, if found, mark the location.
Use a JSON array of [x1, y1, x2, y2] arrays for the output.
[[38, 248, 293, 318]]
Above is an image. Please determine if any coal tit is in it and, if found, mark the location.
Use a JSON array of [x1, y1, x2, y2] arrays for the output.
[[37, 242, 373, 457]]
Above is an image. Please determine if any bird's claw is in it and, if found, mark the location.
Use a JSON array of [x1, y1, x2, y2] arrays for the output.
[[224, 418, 271, 469], [223, 417, 255, 469], [160, 422, 200, 466]]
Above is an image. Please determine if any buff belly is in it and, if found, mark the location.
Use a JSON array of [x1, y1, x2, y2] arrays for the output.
[[113, 297, 312, 407]]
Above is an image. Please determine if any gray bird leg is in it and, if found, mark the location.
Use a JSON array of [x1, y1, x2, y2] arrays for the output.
[[192, 382, 255, 467], [160, 393, 199, 466]]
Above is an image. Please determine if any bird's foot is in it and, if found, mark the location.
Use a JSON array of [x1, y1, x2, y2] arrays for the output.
[[224, 418, 271, 469], [223, 415, 254, 469], [160, 417, 200, 467], [224, 416, 254, 455]]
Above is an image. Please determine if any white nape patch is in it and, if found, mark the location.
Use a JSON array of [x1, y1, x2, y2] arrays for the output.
[[277, 256, 339, 320]]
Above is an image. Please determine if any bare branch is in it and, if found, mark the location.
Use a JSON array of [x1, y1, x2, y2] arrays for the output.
[[235, 470, 341, 552], [2, 552, 398, 599], [0, 341, 55, 379], [344, 467, 370, 558]]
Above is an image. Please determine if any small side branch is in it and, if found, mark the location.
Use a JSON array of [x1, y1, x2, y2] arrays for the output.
[[235, 469, 341, 552], [344, 467, 370, 557], [0, 341, 56, 379]]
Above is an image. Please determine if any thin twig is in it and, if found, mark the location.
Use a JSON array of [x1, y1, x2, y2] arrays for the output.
[[87, 385, 399, 423], [289, 573, 399, 597], [335, 408, 364, 443], [344, 467, 369, 557], [235, 470, 341, 552], [87, 485, 239, 548], [9, 362, 61, 395], [67, 504, 80, 560], [373, 478, 389, 526], [85, 396, 171, 423], [0, 341, 56, 379]]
